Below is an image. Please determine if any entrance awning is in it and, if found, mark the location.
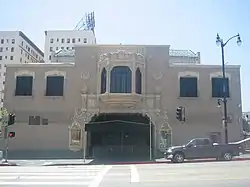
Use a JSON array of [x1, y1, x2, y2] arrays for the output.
[[85, 120, 150, 132]]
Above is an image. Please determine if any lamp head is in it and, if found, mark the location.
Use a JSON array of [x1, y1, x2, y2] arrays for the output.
[[216, 33, 221, 46], [237, 33, 242, 46]]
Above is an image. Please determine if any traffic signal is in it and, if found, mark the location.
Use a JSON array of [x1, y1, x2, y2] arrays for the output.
[[176, 106, 185, 122], [8, 132, 15, 138], [8, 113, 16, 126]]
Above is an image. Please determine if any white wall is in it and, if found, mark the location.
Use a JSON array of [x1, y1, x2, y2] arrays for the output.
[[0, 31, 44, 107], [44, 30, 96, 62]]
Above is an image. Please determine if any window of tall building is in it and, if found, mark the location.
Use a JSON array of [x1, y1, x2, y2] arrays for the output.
[[6, 47, 8, 51], [10, 56, 13, 60], [50, 47, 53, 52], [110, 66, 132, 93], [21, 41, 24, 46], [78, 38, 80, 42], [179, 77, 198, 97], [11, 47, 14, 52], [50, 38, 54, 43], [45, 76, 64, 96], [67, 38, 70, 43], [0, 48, 2, 52], [0, 56, 2, 60], [57, 38, 59, 42], [72, 38, 75, 43], [61, 38, 64, 43], [1, 39, 4, 44], [83, 38, 87, 43], [11, 39, 15, 44], [15, 76, 33, 96], [211, 77, 230, 98]]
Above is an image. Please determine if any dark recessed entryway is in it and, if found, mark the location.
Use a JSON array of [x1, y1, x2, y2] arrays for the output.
[[85, 113, 152, 161]]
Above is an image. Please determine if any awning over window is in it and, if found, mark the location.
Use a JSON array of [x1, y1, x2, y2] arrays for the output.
[[85, 120, 150, 133]]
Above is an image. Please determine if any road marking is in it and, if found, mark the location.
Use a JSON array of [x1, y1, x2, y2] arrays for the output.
[[89, 165, 112, 187], [42, 162, 53, 165], [0, 175, 94, 180], [141, 177, 250, 183], [0, 173, 99, 176], [130, 165, 140, 183], [0, 181, 90, 185]]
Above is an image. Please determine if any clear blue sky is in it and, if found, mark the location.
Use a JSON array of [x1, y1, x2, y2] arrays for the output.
[[1, 0, 249, 111]]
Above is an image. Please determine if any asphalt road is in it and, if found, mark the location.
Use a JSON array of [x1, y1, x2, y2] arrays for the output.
[[0, 161, 249, 186]]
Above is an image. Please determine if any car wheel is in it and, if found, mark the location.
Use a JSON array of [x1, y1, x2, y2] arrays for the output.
[[223, 152, 233, 161], [173, 153, 185, 163]]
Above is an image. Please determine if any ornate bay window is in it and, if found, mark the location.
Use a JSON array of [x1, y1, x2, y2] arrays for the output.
[[98, 50, 145, 107]]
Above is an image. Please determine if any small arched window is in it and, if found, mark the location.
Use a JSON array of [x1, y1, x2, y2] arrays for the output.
[[100, 68, 107, 94], [110, 66, 132, 93], [135, 68, 142, 94]]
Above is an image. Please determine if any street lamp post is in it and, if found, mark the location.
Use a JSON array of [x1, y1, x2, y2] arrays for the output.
[[216, 33, 242, 144]]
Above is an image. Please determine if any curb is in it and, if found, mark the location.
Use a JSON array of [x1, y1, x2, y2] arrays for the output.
[[41, 158, 250, 166], [109, 158, 250, 165], [44, 163, 92, 166], [0, 163, 18, 166]]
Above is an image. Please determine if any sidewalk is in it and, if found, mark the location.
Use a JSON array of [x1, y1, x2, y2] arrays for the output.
[[0, 160, 18, 166]]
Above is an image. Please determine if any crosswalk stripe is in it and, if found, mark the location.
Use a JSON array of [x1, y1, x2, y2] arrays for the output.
[[0, 172, 100, 176], [0, 175, 95, 180], [0, 181, 90, 185], [0, 165, 110, 186]]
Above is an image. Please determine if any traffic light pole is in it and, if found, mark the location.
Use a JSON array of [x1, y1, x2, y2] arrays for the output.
[[3, 126, 9, 163]]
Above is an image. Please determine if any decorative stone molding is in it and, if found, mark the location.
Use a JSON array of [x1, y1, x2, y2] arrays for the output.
[[72, 108, 96, 124], [154, 72, 163, 80], [45, 70, 66, 78], [178, 71, 199, 79], [210, 72, 231, 79], [81, 72, 90, 80], [15, 70, 35, 78], [99, 50, 144, 62]]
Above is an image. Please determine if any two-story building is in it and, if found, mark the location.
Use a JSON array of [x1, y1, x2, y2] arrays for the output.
[[2, 45, 243, 159]]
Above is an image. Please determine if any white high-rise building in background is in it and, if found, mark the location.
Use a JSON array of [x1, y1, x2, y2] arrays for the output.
[[0, 31, 44, 107], [44, 30, 96, 63]]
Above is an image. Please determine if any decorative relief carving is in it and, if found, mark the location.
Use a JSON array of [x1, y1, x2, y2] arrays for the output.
[[210, 72, 231, 79], [154, 72, 163, 80], [15, 70, 35, 78], [81, 72, 90, 80], [88, 99, 96, 108], [178, 71, 199, 79], [80, 85, 88, 94], [72, 108, 96, 124], [99, 50, 144, 62], [45, 70, 66, 78]]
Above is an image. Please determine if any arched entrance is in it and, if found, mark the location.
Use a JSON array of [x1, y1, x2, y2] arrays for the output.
[[85, 113, 152, 161]]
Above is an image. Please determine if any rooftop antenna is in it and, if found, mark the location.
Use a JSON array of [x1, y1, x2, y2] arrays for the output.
[[74, 11, 95, 33]]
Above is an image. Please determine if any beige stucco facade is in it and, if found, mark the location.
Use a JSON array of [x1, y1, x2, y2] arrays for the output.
[[2, 45, 243, 159]]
